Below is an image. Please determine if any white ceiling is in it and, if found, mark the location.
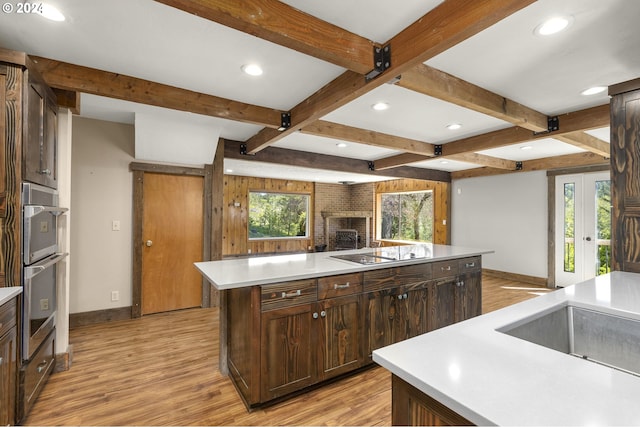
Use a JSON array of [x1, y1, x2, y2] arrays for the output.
[[0, 0, 637, 183]]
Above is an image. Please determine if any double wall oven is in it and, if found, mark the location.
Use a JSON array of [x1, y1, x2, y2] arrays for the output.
[[20, 182, 67, 418]]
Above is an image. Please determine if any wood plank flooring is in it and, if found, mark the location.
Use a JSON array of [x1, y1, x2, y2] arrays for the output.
[[24, 273, 551, 426]]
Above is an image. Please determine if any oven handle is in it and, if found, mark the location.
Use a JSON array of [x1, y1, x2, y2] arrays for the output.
[[24, 253, 68, 280], [24, 206, 69, 219]]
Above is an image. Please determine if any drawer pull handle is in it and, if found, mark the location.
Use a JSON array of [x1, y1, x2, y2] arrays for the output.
[[282, 290, 301, 299], [334, 282, 350, 290], [441, 266, 451, 271], [37, 360, 48, 373], [465, 262, 475, 268]]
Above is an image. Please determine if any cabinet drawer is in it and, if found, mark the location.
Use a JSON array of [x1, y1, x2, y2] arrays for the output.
[[261, 279, 317, 311], [0, 298, 17, 338], [364, 263, 432, 292], [318, 273, 362, 299], [459, 257, 481, 273], [20, 330, 55, 419], [432, 260, 459, 279]]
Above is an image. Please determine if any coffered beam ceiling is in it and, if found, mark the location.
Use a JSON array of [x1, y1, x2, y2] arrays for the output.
[[30, 0, 611, 180], [240, 0, 536, 154]]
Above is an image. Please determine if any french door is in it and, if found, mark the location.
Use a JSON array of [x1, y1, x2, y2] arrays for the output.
[[555, 172, 611, 287]]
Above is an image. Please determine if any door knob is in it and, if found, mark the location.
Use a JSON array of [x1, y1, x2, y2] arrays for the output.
[[145, 240, 153, 247]]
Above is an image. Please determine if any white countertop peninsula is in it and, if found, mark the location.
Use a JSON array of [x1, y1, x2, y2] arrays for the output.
[[195, 244, 493, 290], [0, 286, 22, 306], [372, 271, 640, 426]]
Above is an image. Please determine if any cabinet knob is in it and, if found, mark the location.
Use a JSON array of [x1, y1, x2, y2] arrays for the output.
[[39, 169, 51, 175], [320, 310, 326, 318], [313, 312, 319, 319], [145, 240, 153, 247]]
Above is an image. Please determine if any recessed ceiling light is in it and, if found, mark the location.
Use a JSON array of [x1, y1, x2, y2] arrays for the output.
[[520, 145, 533, 150], [371, 102, 389, 111], [39, 3, 65, 21], [446, 123, 462, 131], [535, 16, 572, 36], [241, 64, 263, 76], [336, 142, 348, 148], [581, 86, 606, 96]]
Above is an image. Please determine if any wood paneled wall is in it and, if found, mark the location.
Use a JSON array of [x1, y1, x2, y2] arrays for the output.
[[223, 176, 450, 256], [375, 179, 450, 245], [223, 175, 314, 256]]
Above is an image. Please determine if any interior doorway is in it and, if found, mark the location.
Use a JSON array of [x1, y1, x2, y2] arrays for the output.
[[554, 171, 611, 287], [131, 163, 213, 317]]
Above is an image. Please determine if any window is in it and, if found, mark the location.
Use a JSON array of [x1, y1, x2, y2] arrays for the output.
[[379, 190, 433, 243], [248, 192, 309, 239]]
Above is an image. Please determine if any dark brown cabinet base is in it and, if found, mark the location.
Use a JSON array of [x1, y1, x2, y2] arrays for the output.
[[391, 374, 474, 426], [226, 256, 482, 409]]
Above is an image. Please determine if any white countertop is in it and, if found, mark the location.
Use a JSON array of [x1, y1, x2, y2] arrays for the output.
[[195, 244, 493, 290], [0, 286, 22, 306], [372, 271, 640, 426]]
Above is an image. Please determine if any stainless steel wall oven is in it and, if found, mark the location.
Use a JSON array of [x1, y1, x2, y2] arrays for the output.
[[21, 182, 67, 361]]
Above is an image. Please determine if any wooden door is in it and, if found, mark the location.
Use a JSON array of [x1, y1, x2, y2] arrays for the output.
[[316, 294, 363, 381], [260, 304, 315, 401], [141, 173, 203, 314]]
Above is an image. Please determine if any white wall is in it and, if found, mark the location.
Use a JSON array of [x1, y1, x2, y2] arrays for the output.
[[70, 117, 134, 313], [451, 171, 548, 279]]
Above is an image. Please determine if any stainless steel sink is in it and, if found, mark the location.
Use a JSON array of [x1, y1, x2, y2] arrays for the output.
[[498, 304, 640, 376]]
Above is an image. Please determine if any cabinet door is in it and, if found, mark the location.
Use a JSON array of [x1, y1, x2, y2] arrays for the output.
[[24, 75, 45, 185], [456, 272, 482, 322], [0, 328, 17, 427], [405, 288, 429, 339], [260, 304, 315, 401], [364, 289, 398, 358], [316, 294, 363, 381], [41, 96, 58, 188], [429, 279, 456, 331]]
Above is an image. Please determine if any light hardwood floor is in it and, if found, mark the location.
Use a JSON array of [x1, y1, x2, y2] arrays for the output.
[[24, 273, 551, 426]]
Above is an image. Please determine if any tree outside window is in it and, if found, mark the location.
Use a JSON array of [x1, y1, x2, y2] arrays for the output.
[[248, 192, 309, 239], [379, 190, 433, 243]]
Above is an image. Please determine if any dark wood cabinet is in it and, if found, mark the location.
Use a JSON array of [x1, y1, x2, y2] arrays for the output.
[[364, 287, 429, 359], [610, 79, 640, 272], [391, 374, 473, 426], [23, 70, 58, 189], [261, 303, 315, 401], [0, 297, 18, 426], [227, 257, 482, 409], [315, 294, 364, 381]]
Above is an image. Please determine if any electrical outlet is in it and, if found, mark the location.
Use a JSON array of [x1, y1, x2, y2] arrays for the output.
[[112, 220, 121, 231], [111, 290, 119, 301], [40, 298, 49, 311]]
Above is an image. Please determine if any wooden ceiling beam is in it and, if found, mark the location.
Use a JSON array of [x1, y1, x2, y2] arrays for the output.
[[398, 64, 549, 130], [243, 0, 536, 154], [51, 88, 81, 114], [30, 56, 282, 128], [397, 64, 609, 157], [443, 104, 610, 156], [451, 152, 609, 179], [373, 152, 517, 171], [223, 139, 451, 182], [301, 120, 435, 156], [154, 0, 374, 74]]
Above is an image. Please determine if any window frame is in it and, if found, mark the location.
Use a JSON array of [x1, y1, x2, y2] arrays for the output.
[[376, 189, 435, 244], [247, 190, 311, 240]]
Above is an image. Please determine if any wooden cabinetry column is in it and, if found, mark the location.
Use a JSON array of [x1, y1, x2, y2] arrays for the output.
[[610, 78, 640, 272]]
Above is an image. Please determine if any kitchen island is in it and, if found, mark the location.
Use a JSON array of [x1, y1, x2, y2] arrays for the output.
[[195, 244, 492, 408], [373, 271, 640, 426]]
